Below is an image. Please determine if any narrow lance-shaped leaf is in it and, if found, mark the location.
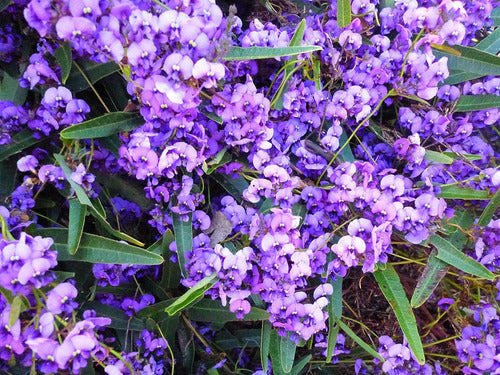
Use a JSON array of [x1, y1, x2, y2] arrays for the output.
[[477, 189, 500, 227], [222, 46, 322, 61], [53, 153, 92, 206], [433, 44, 500, 81], [291, 355, 312, 375], [165, 274, 217, 316], [327, 277, 343, 362], [373, 264, 425, 364], [475, 28, 500, 55], [61, 112, 143, 140], [0, 71, 28, 105], [280, 333, 297, 374], [9, 296, 23, 327], [430, 234, 494, 280], [437, 185, 490, 200], [67, 199, 86, 255], [454, 95, 500, 112], [186, 299, 270, 323], [337, 319, 383, 361], [410, 251, 449, 308], [35, 228, 163, 265], [172, 212, 192, 278], [54, 41, 72, 84], [424, 150, 454, 164], [337, 0, 352, 28], [0, 129, 44, 162], [261, 321, 272, 373]]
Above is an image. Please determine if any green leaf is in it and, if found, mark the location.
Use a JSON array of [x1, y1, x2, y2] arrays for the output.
[[475, 28, 500, 54], [160, 229, 180, 290], [0, 0, 12, 12], [477, 189, 500, 227], [327, 277, 343, 362], [53, 153, 92, 206], [269, 330, 286, 375], [186, 299, 270, 323], [261, 322, 272, 373], [54, 41, 72, 84], [424, 150, 454, 164], [35, 227, 163, 265], [280, 333, 296, 373], [172, 212, 192, 278], [61, 112, 143, 140], [410, 252, 448, 308], [66, 60, 120, 92], [94, 172, 153, 211], [0, 130, 44, 162], [9, 296, 23, 327], [89, 204, 144, 246], [165, 274, 217, 316], [433, 45, 500, 82], [441, 152, 481, 162], [215, 329, 262, 350], [136, 299, 176, 321], [373, 264, 425, 364], [213, 174, 249, 201], [0, 160, 17, 199], [430, 234, 494, 280], [222, 46, 322, 61], [84, 301, 145, 331], [291, 355, 312, 375], [338, 320, 383, 361], [289, 19, 306, 47], [454, 95, 500, 112], [338, 126, 356, 162], [491, 6, 500, 26], [445, 70, 483, 85], [437, 185, 490, 200], [337, 0, 352, 28], [0, 71, 27, 105], [67, 199, 86, 255]]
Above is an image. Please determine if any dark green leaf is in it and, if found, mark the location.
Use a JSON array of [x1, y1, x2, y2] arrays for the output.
[[222, 46, 322, 61], [215, 329, 262, 350], [475, 28, 500, 54], [186, 299, 270, 323], [68, 198, 86, 255], [53, 153, 92, 206], [373, 264, 425, 364], [54, 41, 72, 84], [89, 204, 144, 246], [213, 174, 249, 201], [94, 172, 153, 211], [165, 274, 217, 316], [0, 130, 43, 162], [0, 71, 27, 105], [379, 0, 395, 8], [337, 0, 352, 28], [261, 321, 272, 373], [430, 234, 494, 280], [172, 212, 192, 278], [269, 330, 285, 375], [136, 299, 176, 321], [0, 160, 17, 199], [454, 95, 500, 112], [338, 320, 383, 361], [61, 112, 143, 139], [0, 0, 12, 12], [291, 355, 312, 375], [441, 152, 481, 162], [280, 333, 296, 373], [477, 189, 500, 227], [424, 150, 454, 164], [66, 60, 120, 92], [410, 252, 448, 308], [491, 6, 500, 26], [445, 70, 483, 85], [83, 301, 145, 331], [35, 228, 163, 265], [433, 45, 500, 81], [160, 229, 180, 289], [327, 277, 343, 362], [338, 127, 355, 162], [437, 185, 490, 200]]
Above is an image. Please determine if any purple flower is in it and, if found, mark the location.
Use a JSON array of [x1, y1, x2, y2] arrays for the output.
[[46, 282, 78, 314], [17, 155, 38, 173], [331, 236, 366, 268], [56, 16, 96, 40]]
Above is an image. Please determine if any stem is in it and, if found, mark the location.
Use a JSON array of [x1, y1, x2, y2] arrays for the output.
[[0, 215, 14, 241]]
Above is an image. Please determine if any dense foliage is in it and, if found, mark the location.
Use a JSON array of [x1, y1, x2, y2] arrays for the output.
[[0, 0, 499, 373]]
